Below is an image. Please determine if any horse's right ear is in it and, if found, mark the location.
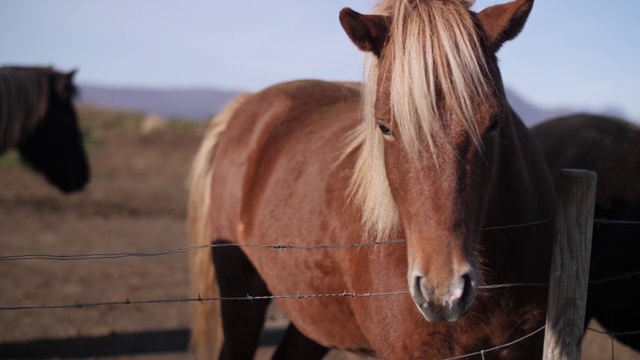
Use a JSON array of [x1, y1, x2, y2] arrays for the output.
[[476, 0, 534, 53], [339, 8, 390, 57]]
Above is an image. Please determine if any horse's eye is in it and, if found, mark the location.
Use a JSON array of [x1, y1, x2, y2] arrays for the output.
[[487, 118, 501, 133], [376, 119, 394, 137]]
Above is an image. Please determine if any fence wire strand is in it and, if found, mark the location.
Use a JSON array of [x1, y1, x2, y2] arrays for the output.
[[0, 239, 407, 262], [0, 217, 557, 262], [594, 218, 640, 226], [589, 270, 640, 285], [0, 215, 638, 358], [8, 216, 639, 263], [0, 290, 411, 311], [587, 327, 640, 338], [0, 280, 560, 312], [443, 325, 546, 360]]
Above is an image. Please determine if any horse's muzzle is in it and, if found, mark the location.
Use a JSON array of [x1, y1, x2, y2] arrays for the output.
[[410, 271, 476, 322]]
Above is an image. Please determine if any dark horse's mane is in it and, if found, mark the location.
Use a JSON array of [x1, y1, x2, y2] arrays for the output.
[[0, 66, 78, 153]]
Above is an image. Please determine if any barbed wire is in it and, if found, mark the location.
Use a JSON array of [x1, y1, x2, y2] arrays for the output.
[[1, 213, 638, 360], [12, 290, 549, 359], [6, 215, 638, 263], [443, 325, 546, 360], [0, 239, 407, 262], [585, 326, 640, 360], [0, 283, 553, 360], [0, 203, 635, 360], [481, 218, 551, 230], [442, 324, 640, 360], [594, 218, 640, 226], [0, 217, 556, 262], [5, 274, 637, 313], [589, 270, 640, 285], [2, 294, 638, 358], [478, 282, 548, 289], [587, 327, 640, 338], [0, 290, 410, 311], [0, 280, 556, 311]]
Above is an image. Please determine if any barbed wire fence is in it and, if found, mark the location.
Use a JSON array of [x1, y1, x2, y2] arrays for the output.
[[1, 213, 639, 358]]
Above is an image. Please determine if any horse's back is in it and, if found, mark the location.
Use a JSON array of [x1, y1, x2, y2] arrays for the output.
[[531, 113, 640, 205], [209, 79, 362, 242]]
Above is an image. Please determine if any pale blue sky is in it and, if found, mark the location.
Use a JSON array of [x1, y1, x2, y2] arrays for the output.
[[1, 0, 639, 121]]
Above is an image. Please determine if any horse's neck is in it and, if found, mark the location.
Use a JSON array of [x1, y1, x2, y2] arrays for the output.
[[483, 107, 556, 278], [493, 107, 555, 220]]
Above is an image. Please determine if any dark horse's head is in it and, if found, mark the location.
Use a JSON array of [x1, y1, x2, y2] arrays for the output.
[[1, 67, 90, 193]]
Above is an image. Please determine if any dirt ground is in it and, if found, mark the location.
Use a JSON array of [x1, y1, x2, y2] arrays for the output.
[[0, 106, 636, 359]]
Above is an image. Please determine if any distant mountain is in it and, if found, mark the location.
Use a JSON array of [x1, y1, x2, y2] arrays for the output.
[[77, 84, 628, 126], [78, 84, 238, 121]]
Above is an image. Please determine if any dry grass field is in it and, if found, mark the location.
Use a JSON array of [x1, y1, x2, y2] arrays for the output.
[[0, 106, 636, 359]]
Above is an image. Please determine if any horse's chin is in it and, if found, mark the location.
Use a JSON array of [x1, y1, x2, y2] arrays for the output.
[[415, 300, 472, 323]]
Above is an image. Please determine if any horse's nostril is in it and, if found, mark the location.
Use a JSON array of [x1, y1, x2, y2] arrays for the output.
[[458, 272, 475, 308], [413, 275, 426, 302], [462, 273, 471, 290]]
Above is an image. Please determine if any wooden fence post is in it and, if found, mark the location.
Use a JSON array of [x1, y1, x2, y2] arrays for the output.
[[543, 169, 597, 360]]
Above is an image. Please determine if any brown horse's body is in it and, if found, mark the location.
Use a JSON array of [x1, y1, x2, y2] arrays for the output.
[[532, 114, 640, 352], [194, 79, 554, 359], [190, 0, 556, 358]]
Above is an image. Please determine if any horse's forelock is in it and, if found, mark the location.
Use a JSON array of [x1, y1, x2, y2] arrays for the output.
[[347, 0, 495, 239], [384, 0, 491, 157]]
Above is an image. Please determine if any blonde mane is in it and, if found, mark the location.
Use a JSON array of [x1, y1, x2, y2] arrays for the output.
[[345, 0, 494, 240]]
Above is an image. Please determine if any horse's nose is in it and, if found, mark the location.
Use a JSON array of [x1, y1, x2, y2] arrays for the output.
[[410, 270, 476, 322]]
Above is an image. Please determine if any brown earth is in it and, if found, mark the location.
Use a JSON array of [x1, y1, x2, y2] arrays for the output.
[[0, 106, 636, 359]]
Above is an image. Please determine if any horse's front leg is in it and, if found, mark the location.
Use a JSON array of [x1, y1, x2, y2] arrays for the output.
[[272, 321, 330, 360], [213, 243, 272, 360]]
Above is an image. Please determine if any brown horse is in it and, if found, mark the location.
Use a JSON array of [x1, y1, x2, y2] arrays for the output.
[[188, 0, 555, 358], [531, 114, 640, 352]]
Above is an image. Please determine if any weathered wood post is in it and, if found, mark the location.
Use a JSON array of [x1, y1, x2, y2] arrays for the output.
[[543, 169, 597, 360]]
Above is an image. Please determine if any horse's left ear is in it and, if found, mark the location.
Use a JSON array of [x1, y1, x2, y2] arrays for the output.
[[339, 8, 390, 57], [67, 69, 78, 80], [476, 0, 534, 53]]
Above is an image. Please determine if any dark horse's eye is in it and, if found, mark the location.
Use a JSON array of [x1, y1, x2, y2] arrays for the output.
[[487, 118, 501, 133], [376, 119, 394, 137]]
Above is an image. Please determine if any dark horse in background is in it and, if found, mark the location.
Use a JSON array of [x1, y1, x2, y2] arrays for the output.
[[0, 66, 89, 193], [532, 114, 640, 352]]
